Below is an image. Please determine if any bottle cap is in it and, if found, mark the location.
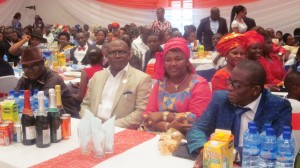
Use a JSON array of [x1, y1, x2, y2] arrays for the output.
[[264, 123, 271, 131], [266, 128, 275, 136], [248, 121, 256, 128], [37, 91, 44, 98], [9, 90, 14, 95], [55, 85, 61, 90], [283, 126, 291, 132], [283, 131, 291, 140], [34, 89, 39, 94], [20, 90, 24, 95], [249, 126, 257, 134]]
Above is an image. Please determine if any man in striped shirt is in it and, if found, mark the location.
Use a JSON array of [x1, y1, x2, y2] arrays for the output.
[[151, 8, 172, 34]]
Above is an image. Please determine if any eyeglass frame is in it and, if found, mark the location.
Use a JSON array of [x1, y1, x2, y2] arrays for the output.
[[107, 50, 129, 57], [227, 77, 257, 90]]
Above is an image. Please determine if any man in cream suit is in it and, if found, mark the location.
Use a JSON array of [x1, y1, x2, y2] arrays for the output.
[[80, 39, 152, 129]]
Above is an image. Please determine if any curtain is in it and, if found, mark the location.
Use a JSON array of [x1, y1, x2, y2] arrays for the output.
[[0, 0, 299, 35], [97, 0, 169, 9]]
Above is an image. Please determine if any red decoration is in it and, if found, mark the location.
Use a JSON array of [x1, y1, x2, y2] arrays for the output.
[[31, 129, 156, 168]]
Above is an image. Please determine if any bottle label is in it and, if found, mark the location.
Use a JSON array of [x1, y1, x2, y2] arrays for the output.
[[43, 128, 50, 144], [57, 125, 62, 140], [23, 109, 33, 117], [26, 126, 36, 140]]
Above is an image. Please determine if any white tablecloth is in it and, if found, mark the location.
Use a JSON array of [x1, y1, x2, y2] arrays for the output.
[[0, 119, 195, 168]]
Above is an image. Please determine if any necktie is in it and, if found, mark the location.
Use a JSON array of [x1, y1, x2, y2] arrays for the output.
[[233, 106, 250, 147], [78, 47, 85, 51]]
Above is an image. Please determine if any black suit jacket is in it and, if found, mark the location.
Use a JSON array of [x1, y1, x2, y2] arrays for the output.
[[70, 43, 95, 65], [244, 17, 256, 31], [197, 17, 228, 51]]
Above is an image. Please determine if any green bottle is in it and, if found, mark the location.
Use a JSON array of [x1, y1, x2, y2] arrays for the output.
[[47, 88, 61, 143], [295, 148, 300, 168]]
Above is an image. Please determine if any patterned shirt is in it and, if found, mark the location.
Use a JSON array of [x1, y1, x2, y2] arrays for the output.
[[151, 19, 172, 33]]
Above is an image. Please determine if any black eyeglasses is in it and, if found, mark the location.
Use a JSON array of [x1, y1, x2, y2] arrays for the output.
[[107, 50, 128, 56], [227, 78, 254, 89], [22, 62, 42, 71]]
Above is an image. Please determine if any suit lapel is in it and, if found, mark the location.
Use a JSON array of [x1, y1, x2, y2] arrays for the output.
[[111, 66, 132, 112]]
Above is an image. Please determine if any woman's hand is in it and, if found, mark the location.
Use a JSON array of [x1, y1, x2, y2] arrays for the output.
[[22, 35, 30, 42], [169, 117, 192, 134], [145, 112, 163, 126]]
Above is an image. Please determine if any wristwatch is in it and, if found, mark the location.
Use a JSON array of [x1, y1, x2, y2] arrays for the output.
[[162, 111, 169, 121]]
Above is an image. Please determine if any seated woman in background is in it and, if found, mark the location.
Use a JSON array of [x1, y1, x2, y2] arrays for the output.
[[143, 38, 212, 134], [144, 33, 163, 78], [282, 33, 299, 60], [259, 35, 286, 90], [158, 29, 170, 48], [287, 47, 300, 74], [93, 29, 107, 49], [211, 33, 247, 91], [230, 5, 247, 33], [245, 30, 284, 91], [73, 48, 103, 102]]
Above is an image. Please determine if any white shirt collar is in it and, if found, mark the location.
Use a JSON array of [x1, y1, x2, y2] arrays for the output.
[[107, 63, 129, 76], [242, 93, 262, 113]]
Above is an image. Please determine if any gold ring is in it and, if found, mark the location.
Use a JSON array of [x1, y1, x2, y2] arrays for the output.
[[148, 121, 153, 125]]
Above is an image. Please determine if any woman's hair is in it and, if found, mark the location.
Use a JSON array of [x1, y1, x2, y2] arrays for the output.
[[96, 28, 107, 38], [120, 34, 132, 50], [183, 29, 195, 41], [14, 13, 21, 19], [230, 5, 246, 28], [57, 32, 70, 41], [158, 30, 169, 44], [87, 47, 103, 65], [282, 33, 291, 43]]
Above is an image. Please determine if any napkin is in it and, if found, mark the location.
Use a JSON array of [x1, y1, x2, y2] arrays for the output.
[[91, 115, 105, 157], [102, 116, 116, 154], [77, 109, 93, 154]]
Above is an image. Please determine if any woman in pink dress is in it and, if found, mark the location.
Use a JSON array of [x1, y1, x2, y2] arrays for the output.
[[143, 38, 212, 134], [73, 48, 103, 102]]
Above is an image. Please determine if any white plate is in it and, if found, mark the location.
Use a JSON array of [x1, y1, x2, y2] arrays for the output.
[[63, 71, 81, 78]]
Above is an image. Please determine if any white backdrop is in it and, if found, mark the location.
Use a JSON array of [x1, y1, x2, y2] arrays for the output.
[[0, 0, 299, 34]]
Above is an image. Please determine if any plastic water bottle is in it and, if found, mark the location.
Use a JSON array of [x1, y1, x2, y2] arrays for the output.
[[3, 54, 8, 62], [18, 90, 25, 114], [276, 131, 294, 168], [44, 96, 49, 109], [242, 126, 261, 168], [260, 123, 272, 143], [244, 121, 256, 140], [7, 90, 15, 100], [297, 65, 300, 72], [259, 128, 277, 168]]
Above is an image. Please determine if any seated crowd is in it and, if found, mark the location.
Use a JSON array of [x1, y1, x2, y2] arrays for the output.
[[1, 5, 300, 167]]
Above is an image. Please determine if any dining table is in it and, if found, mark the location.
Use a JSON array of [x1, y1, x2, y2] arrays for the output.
[[0, 118, 197, 168]]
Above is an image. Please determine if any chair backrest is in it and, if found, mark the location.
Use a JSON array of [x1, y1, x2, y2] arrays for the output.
[[0, 75, 19, 96], [196, 69, 216, 82]]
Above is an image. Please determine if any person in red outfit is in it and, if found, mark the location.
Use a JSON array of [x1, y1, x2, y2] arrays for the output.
[[73, 48, 103, 102], [259, 35, 286, 91], [143, 38, 212, 134], [211, 33, 247, 92], [245, 30, 285, 91]]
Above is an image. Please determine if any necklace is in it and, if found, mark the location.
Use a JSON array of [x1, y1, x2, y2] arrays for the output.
[[169, 73, 189, 91]]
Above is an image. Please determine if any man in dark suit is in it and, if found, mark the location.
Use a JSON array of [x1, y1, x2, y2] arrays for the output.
[[69, 31, 95, 65], [244, 17, 256, 31], [187, 60, 291, 168], [196, 7, 228, 51]]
